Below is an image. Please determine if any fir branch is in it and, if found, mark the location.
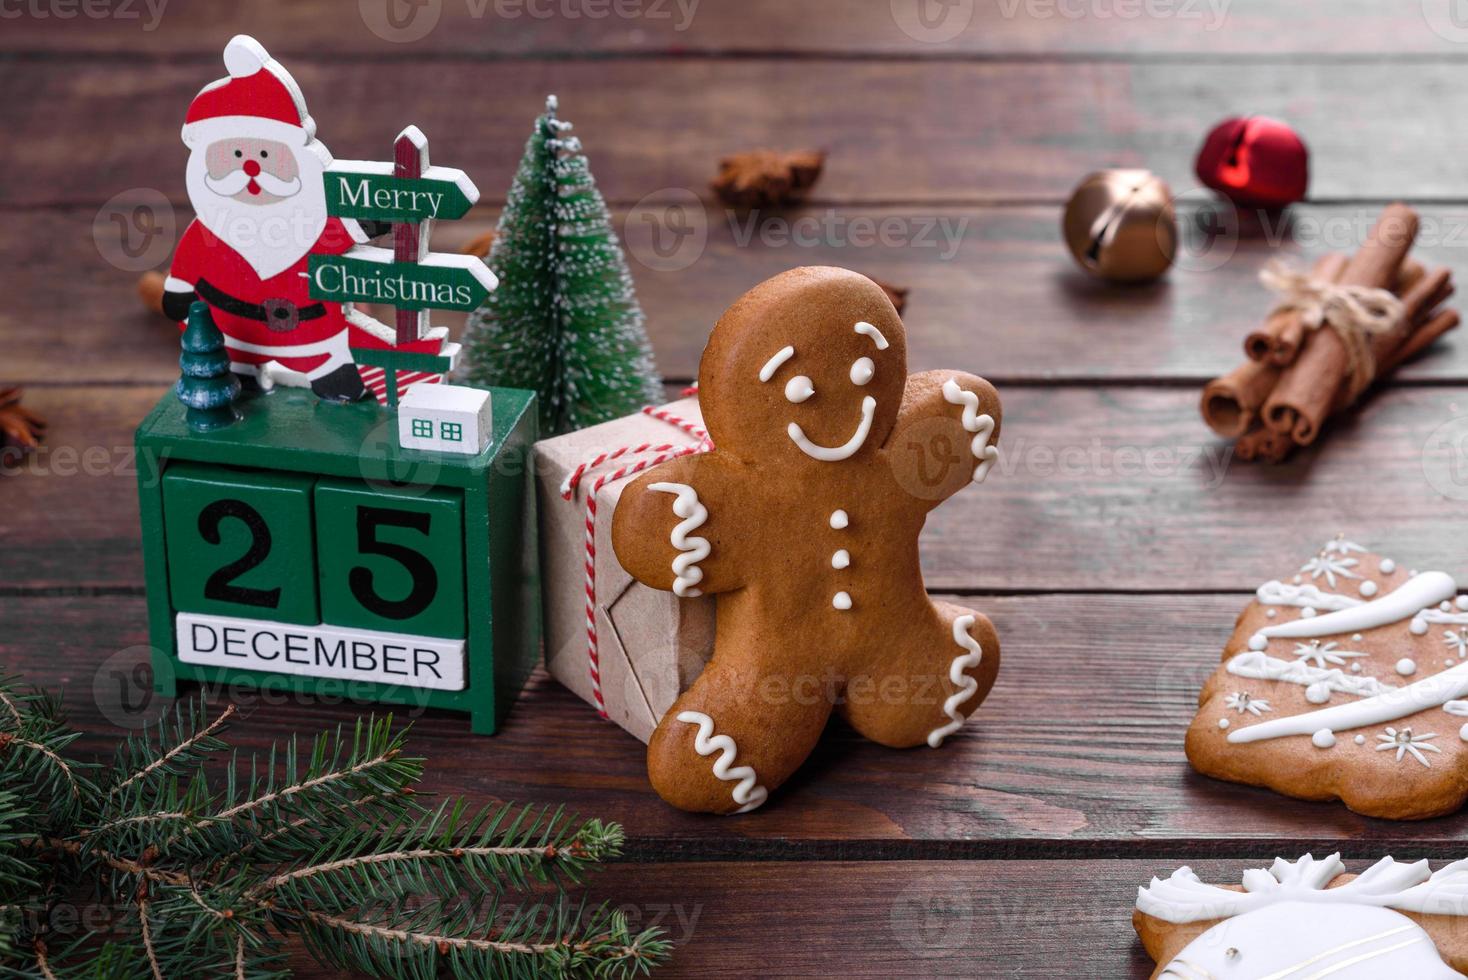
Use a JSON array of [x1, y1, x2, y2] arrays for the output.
[[136, 894, 164, 980], [0, 691, 23, 730], [109, 704, 236, 799], [0, 734, 81, 801], [31, 939, 57, 980], [301, 908, 555, 956], [0, 674, 672, 979]]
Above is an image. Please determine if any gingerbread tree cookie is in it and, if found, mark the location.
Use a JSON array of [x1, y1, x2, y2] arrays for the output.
[[1135, 854, 1468, 979], [611, 267, 1003, 814], [1187, 536, 1468, 820]]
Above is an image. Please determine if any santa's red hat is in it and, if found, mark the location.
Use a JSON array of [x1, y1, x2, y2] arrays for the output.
[[181, 36, 315, 149]]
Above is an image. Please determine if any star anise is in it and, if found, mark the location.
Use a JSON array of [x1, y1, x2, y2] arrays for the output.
[[0, 387, 46, 459], [710, 149, 826, 210]]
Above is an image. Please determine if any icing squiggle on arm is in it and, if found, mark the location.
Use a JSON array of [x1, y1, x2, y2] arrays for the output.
[[941, 379, 999, 483], [928, 615, 984, 748], [648, 482, 710, 598], [676, 711, 768, 813]]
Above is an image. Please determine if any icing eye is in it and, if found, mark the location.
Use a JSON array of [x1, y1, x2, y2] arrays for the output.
[[785, 375, 815, 403], [850, 357, 875, 386]]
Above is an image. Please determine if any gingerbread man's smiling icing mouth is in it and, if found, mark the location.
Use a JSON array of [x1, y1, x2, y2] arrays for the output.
[[760, 321, 888, 463]]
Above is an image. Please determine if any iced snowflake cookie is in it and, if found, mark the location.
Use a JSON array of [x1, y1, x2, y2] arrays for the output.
[[1134, 854, 1468, 980], [1187, 536, 1468, 820], [610, 267, 1003, 814]]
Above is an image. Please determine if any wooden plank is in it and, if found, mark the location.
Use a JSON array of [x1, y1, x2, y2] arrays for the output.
[[10, 58, 1468, 206], [0, 0, 1457, 58], [21, 204, 1468, 386], [579, 859, 1168, 978], [14, 591, 1468, 852], [7, 383, 1468, 592]]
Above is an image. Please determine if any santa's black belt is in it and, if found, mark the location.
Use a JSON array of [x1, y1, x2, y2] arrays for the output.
[[195, 278, 326, 332]]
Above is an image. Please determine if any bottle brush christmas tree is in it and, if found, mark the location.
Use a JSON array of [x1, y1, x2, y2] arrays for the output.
[[175, 301, 240, 432], [461, 96, 661, 436], [0, 678, 670, 978]]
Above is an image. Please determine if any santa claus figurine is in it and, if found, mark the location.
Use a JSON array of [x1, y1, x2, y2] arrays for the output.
[[163, 36, 414, 403]]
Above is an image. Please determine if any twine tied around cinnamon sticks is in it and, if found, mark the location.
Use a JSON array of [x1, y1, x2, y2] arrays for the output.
[[1202, 204, 1459, 463], [1258, 259, 1403, 401]]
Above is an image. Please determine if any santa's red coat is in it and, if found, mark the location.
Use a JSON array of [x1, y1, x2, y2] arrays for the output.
[[167, 217, 357, 352], [168, 216, 448, 397]]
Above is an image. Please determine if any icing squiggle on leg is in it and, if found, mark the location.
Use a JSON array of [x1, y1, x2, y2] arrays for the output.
[[941, 379, 999, 483], [648, 482, 710, 598], [927, 615, 984, 748], [676, 711, 768, 813]]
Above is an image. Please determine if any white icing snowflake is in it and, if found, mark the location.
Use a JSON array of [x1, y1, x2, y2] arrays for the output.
[[1445, 630, 1468, 658], [1291, 640, 1367, 669], [1224, 692, 1271, 716], [1376, 727, 1441, 768], [1300, 552, 1361, 588], [1323, 537, 1367, 556]]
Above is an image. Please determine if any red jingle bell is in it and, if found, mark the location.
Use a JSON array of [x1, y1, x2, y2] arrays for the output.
[[1195, 116, 1309, 210]]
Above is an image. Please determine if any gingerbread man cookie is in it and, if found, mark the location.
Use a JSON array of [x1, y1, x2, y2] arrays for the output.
[[1134, 854, 1468, 979], [1187, 536, 1468, 820], [611, 267, 1002, 814]]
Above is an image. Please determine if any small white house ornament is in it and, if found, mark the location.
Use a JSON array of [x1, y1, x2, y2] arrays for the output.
[[398, 383, 493, 455]]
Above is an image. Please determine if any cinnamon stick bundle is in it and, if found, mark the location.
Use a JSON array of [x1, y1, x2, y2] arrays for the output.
[[1201, 204, 1458, 462]]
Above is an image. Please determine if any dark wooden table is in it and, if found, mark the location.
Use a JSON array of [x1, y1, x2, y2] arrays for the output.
[[6, 2, 1468, 975]]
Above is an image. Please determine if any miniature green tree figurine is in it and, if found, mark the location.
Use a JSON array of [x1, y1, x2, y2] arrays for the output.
[[461, 96, 661, 436], [176, 300, 241, 432]]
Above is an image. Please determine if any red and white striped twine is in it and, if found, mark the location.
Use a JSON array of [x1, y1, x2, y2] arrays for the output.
[[560, 405, 711, 718]]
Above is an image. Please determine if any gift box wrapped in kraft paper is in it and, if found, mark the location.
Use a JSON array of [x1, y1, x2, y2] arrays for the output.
[[535, 397, 715, 742]]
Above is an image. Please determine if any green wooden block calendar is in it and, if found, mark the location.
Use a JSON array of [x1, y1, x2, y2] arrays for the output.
[[136, 385, 540, 735]]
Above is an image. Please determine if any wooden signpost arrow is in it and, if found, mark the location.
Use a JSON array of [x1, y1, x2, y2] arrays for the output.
[[311, 125, 497, 409]]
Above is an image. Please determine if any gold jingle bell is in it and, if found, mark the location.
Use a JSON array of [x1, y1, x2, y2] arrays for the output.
[[1062, 169, 1177, 283]]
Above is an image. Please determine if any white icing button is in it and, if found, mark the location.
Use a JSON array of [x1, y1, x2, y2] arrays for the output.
[[1312, 729, 1336, 749], [1411, 618, 1430, 636], [1350, 663, 1362, 673], [1248, 634, 1268, 651], [1381, 559, 1397, 574], [1354, 734, 1366, 745], [1396, 658, 1418, 677], [1459, 596, 1468, 611], [1359, 581, 1378, 597], [830, 510, 849, 530], [1460, 724, 1468, 743], [1301, 607, 1317, 618], [1218, 718, 1230, 730], [831, 549, 851, 570], [1265, 609, 1278, 619], [1352, 633, 1363, 642], [832, 592, 852, 611], [1305, 683, 1330, 705]]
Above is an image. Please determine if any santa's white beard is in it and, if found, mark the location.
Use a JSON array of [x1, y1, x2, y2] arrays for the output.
[[186, 146, 328, 281]]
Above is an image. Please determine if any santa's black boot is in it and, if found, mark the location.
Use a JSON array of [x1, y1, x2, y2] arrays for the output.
[[311, 365, 368, 403], [232, 371, 263, 393]]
